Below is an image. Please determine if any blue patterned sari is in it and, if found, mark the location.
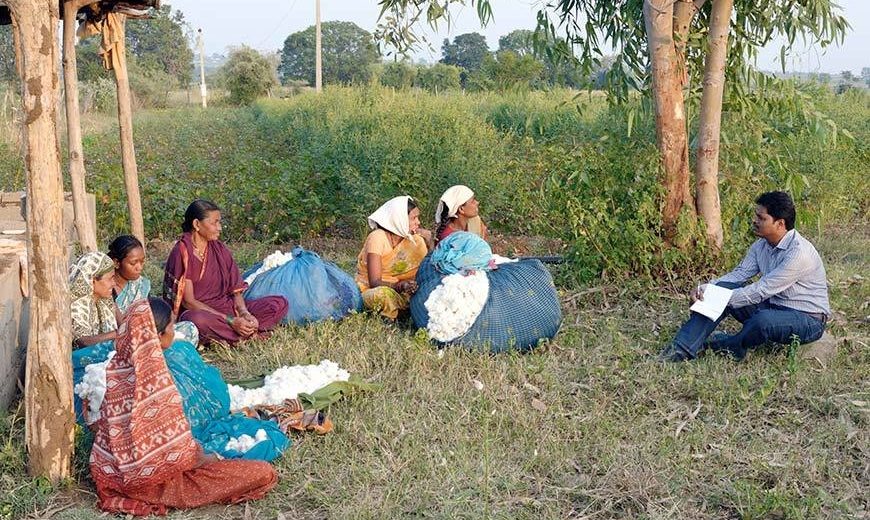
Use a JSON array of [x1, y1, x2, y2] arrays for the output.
[[163, 340, 289, 461]]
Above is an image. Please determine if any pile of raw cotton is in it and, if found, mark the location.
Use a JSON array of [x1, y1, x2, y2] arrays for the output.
[[224, 429, 269, 454], [423, 255, 517, 343], [243, 250, 294, 285], [424, 271, 489, 342], [228, 360, 350, 411], [74, 351, 116, 424]]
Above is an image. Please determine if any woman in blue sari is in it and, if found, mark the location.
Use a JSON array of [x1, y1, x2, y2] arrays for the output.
[[108, 235, 198, 345]]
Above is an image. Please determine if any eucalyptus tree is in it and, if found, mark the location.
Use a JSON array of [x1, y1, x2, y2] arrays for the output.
[[375, 0, 848, 247]]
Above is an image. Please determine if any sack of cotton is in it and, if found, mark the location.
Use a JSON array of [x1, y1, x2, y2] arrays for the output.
[[244, 246, 362, 324], [410, 232, 561, 353]]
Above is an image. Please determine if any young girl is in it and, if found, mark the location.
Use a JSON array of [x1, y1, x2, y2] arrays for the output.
[[108, 234, 198, 345]]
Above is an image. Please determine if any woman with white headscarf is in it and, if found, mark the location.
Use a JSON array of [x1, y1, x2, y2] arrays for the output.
[[355, 196, 432, 320], [434, 185, 488, 243]]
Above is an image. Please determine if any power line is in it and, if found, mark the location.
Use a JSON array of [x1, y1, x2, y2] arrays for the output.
[[255, 0, 299, 49]]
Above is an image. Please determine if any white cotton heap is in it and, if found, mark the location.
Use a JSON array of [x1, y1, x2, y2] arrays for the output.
[[424, 270, 489, 342], [244, 250, 295, 285], [227, 359, 350, 411], [224, 428, 269, 454], [74, 350, 116, 425]]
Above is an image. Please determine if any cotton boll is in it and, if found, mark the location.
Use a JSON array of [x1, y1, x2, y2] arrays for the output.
[[224, 428, 269, 454], [228, 359, 350, 411], [74, 350, 116, 424], [424, 271, 489, 342], [244, 250, 295, 285]]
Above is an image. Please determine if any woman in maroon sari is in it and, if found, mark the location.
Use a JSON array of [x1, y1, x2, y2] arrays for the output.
[[163, 200, 288, 345]]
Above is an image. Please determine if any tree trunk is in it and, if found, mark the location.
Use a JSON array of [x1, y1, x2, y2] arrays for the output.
[[62, 0, 98, 252], [8, 0, 76, 482], [643, 0, 695, 241], [695, 0, 732, 249], [673, 0, 707, 88], [112, 15, 146, 244]]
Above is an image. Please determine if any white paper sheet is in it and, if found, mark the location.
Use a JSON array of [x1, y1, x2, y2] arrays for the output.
[[689, 284, 733, 321]]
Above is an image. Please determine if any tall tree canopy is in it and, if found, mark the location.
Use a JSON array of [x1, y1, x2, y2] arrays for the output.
[[279, 21, 379, 86], [440, 32, 490, 73]]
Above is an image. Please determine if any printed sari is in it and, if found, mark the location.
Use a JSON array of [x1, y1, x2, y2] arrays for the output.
[[356, 196, 429, 320], [90, 300, 277, 516], [70, 253, 117, 422]]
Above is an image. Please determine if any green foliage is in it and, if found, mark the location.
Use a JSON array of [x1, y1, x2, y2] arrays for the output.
[[476, 50, 544, 92], [125, 5, 194, 88], [78, 77, 117, 114], [379, 61, 417, 90], [279, 21, 379, 86], [498, 29, 534, 56], [440, 32, 490, 71], [415, 63, 461, 93], [0, 25, 13, 82], [2, 86, 865, 282], [221, 46, 277, 105]]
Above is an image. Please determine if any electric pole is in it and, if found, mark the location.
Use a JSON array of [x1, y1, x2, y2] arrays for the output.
[[315, 0, 322, 93], [197, 28, 207, 108]]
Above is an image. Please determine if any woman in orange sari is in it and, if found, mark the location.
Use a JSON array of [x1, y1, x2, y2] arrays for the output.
[[90, 298, 277, 516], [356, 196, 432, 320]]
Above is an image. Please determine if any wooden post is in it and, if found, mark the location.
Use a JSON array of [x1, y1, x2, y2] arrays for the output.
[[8, 0, 75, 482], [643, 0, 695, 242], [694, 0, 733, 249], [315, 0, 322, 92], [62, 0, 99, 252], [197, 29, 207, 108], [111, 14, 146, 243]]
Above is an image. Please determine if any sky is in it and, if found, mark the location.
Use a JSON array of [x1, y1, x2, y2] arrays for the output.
[[170, 0, 869, 74]]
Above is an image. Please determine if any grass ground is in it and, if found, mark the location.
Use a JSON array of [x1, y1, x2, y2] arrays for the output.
[[1, 225, 867, 520]]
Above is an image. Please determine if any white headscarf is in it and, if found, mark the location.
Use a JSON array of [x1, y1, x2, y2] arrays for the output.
[[367, 196, 415, 239], [435, 185, 475, 224]]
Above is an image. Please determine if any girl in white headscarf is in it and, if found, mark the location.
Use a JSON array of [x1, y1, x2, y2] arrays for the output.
[[355, 196, 432, 320], [434, 185, 488, 243]]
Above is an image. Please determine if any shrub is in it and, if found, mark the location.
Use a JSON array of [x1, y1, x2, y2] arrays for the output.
[[221, 46, 277, 105]]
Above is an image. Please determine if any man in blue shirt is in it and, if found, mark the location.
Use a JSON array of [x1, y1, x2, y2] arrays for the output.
[[659, 191, 830, 362]]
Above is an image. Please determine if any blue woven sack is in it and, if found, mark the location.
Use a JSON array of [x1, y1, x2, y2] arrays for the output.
[[244, 246, 362, 324], [411, 256, 561, 353]]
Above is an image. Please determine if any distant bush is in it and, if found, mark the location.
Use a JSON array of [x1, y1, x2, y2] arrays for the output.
[[415, 64, 461, 93], [379, 62, 417, 90]]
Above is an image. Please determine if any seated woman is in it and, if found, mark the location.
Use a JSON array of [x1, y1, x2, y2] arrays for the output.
[[434, 185, 488, 243], [163, 200, 289, 345], [108, 234, 198, 345], [90, 298, 277, 516], [70, 252, 121, 417], [355, 196, 432, 320], [151, 298, 289, 462]]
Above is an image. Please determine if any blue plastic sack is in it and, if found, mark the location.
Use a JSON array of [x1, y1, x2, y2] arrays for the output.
[[411, 255, 561, 353], [244, 246, 362, 324]]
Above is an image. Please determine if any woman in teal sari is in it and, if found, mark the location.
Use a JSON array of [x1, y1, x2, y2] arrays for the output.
[[149, 298, 289, 461], [108, 235, 198, 345]]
